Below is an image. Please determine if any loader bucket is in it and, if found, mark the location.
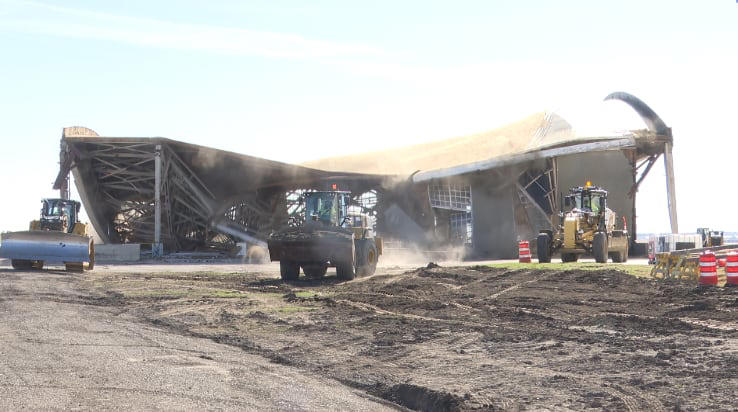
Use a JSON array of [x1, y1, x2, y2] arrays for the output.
[[0, 231, 93, 263]]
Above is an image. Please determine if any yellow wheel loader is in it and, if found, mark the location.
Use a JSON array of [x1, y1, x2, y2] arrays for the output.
[[267, 191, 382, 281], [0, 199, 94, 272], [537, 184, 629, 264]]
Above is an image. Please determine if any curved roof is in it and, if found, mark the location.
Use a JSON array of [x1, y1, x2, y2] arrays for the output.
[[301, 112, 575, 175]]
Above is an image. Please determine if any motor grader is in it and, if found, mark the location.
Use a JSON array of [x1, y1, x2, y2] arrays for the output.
[[537, 183, 628, 263], [267, 191, 382, 281], [0, 198, 94, 271]]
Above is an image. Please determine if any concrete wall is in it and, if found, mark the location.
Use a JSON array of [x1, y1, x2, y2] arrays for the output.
[[556, 151, 633, 233], [470, 173, 518, 259], [95, 244, 141, 262], [464, 150, 633, 259]]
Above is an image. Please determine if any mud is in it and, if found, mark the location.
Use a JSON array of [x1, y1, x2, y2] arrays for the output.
[[83, 266, 738, 411]]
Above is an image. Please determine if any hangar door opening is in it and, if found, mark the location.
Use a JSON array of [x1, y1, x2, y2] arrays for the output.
[[428, 182, 473, 246]]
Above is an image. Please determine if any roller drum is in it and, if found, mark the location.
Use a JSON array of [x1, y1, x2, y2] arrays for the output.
[[0, 231, 92, 263]]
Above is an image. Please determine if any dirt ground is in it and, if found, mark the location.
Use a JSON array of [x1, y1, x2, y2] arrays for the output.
[[81, 263, 738, 411]]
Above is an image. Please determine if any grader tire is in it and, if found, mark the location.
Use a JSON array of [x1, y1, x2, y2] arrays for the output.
[[537, 233, 551, 263], [593, 232, 608, 263], [611, 243, 629, 263]]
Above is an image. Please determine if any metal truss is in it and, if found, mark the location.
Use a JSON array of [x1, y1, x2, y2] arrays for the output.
[[62, 137, 391, 254]]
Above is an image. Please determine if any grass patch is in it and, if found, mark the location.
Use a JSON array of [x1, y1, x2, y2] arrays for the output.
[[274, 305, 318, 313], [124, 289, 191, 298], [294, 290, 324, 298], [123, 288, 248, 299], [208, 289, 246, 298], [484, 262, 653, 278]]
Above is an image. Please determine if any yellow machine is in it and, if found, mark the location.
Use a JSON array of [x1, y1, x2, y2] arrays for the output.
[[537, 183, 629, 263], [268, 191, 382, 281], [697, 228, 724, 248], [0, 199, 94, 272]]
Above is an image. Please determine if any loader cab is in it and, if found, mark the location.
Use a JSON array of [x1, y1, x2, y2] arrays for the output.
[[40, 199, 80, 233], [304, 191, 350, 227]]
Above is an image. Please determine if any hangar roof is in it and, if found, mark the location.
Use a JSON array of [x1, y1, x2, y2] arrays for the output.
[[300, 112, 578, 175]]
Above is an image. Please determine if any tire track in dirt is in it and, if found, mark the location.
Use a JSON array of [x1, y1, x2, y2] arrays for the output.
[[333, 299, 491, 329], [486, 272, 557, 299]]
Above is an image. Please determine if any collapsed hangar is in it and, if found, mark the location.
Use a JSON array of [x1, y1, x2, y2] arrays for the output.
[[55, 92, 676, 259]]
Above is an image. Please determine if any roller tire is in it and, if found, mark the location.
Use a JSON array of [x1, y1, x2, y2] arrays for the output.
[[537, 233, 551, 263], [280, 260, 300, 281], [65, 262, 84, 272], [593, 232, 608, 263], [11, 260, 33, 270]]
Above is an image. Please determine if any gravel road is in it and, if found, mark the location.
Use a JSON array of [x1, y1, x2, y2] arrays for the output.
[[0, 268, 397, 410]]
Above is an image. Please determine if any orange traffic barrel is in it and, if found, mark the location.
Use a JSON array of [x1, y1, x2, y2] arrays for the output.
[[726, 251, 738, 287], [518, 241, 531, 263], [699, 252, 718, 286]]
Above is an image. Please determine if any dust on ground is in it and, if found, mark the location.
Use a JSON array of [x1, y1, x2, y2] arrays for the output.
[[81, 264, 738, 411]]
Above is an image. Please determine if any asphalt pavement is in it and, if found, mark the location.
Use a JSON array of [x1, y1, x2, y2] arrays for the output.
[[0, 268, 396, 410]]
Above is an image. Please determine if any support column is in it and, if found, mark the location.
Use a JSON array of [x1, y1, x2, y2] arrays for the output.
[[153, 145, 163, 257]]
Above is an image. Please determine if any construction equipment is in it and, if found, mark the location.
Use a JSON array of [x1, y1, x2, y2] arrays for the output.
[[267, 191, 382, 281], [537, 183, 629, 263], [650, 229, 729, 283], [0, 199, 95, 272], [647, 233, 702, 264], [697, 228, 724, 248]]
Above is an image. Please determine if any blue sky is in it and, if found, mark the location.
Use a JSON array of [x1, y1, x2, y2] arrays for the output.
[[1, 0, 736, 234]]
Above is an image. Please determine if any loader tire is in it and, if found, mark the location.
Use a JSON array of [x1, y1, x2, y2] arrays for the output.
[[280, 260, 300, 281], [357, 241, 378, 276], [302, 264, 327, 279], [336, 260, 355, 280], [593, 232, 608, 263], [537, 233, 551, 263], [11, 260, 33, 270], [561, 253, 578, 263]]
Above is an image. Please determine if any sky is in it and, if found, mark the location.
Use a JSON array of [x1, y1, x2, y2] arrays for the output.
[[0, 0, 736, 235]]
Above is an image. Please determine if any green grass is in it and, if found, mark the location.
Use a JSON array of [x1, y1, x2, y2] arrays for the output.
[[273, 305, 318, 313], [294, 290, 324, 298], [484, 262, 653, 278], [208, 289, 247, 298], [124, 288, 247, 298]]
